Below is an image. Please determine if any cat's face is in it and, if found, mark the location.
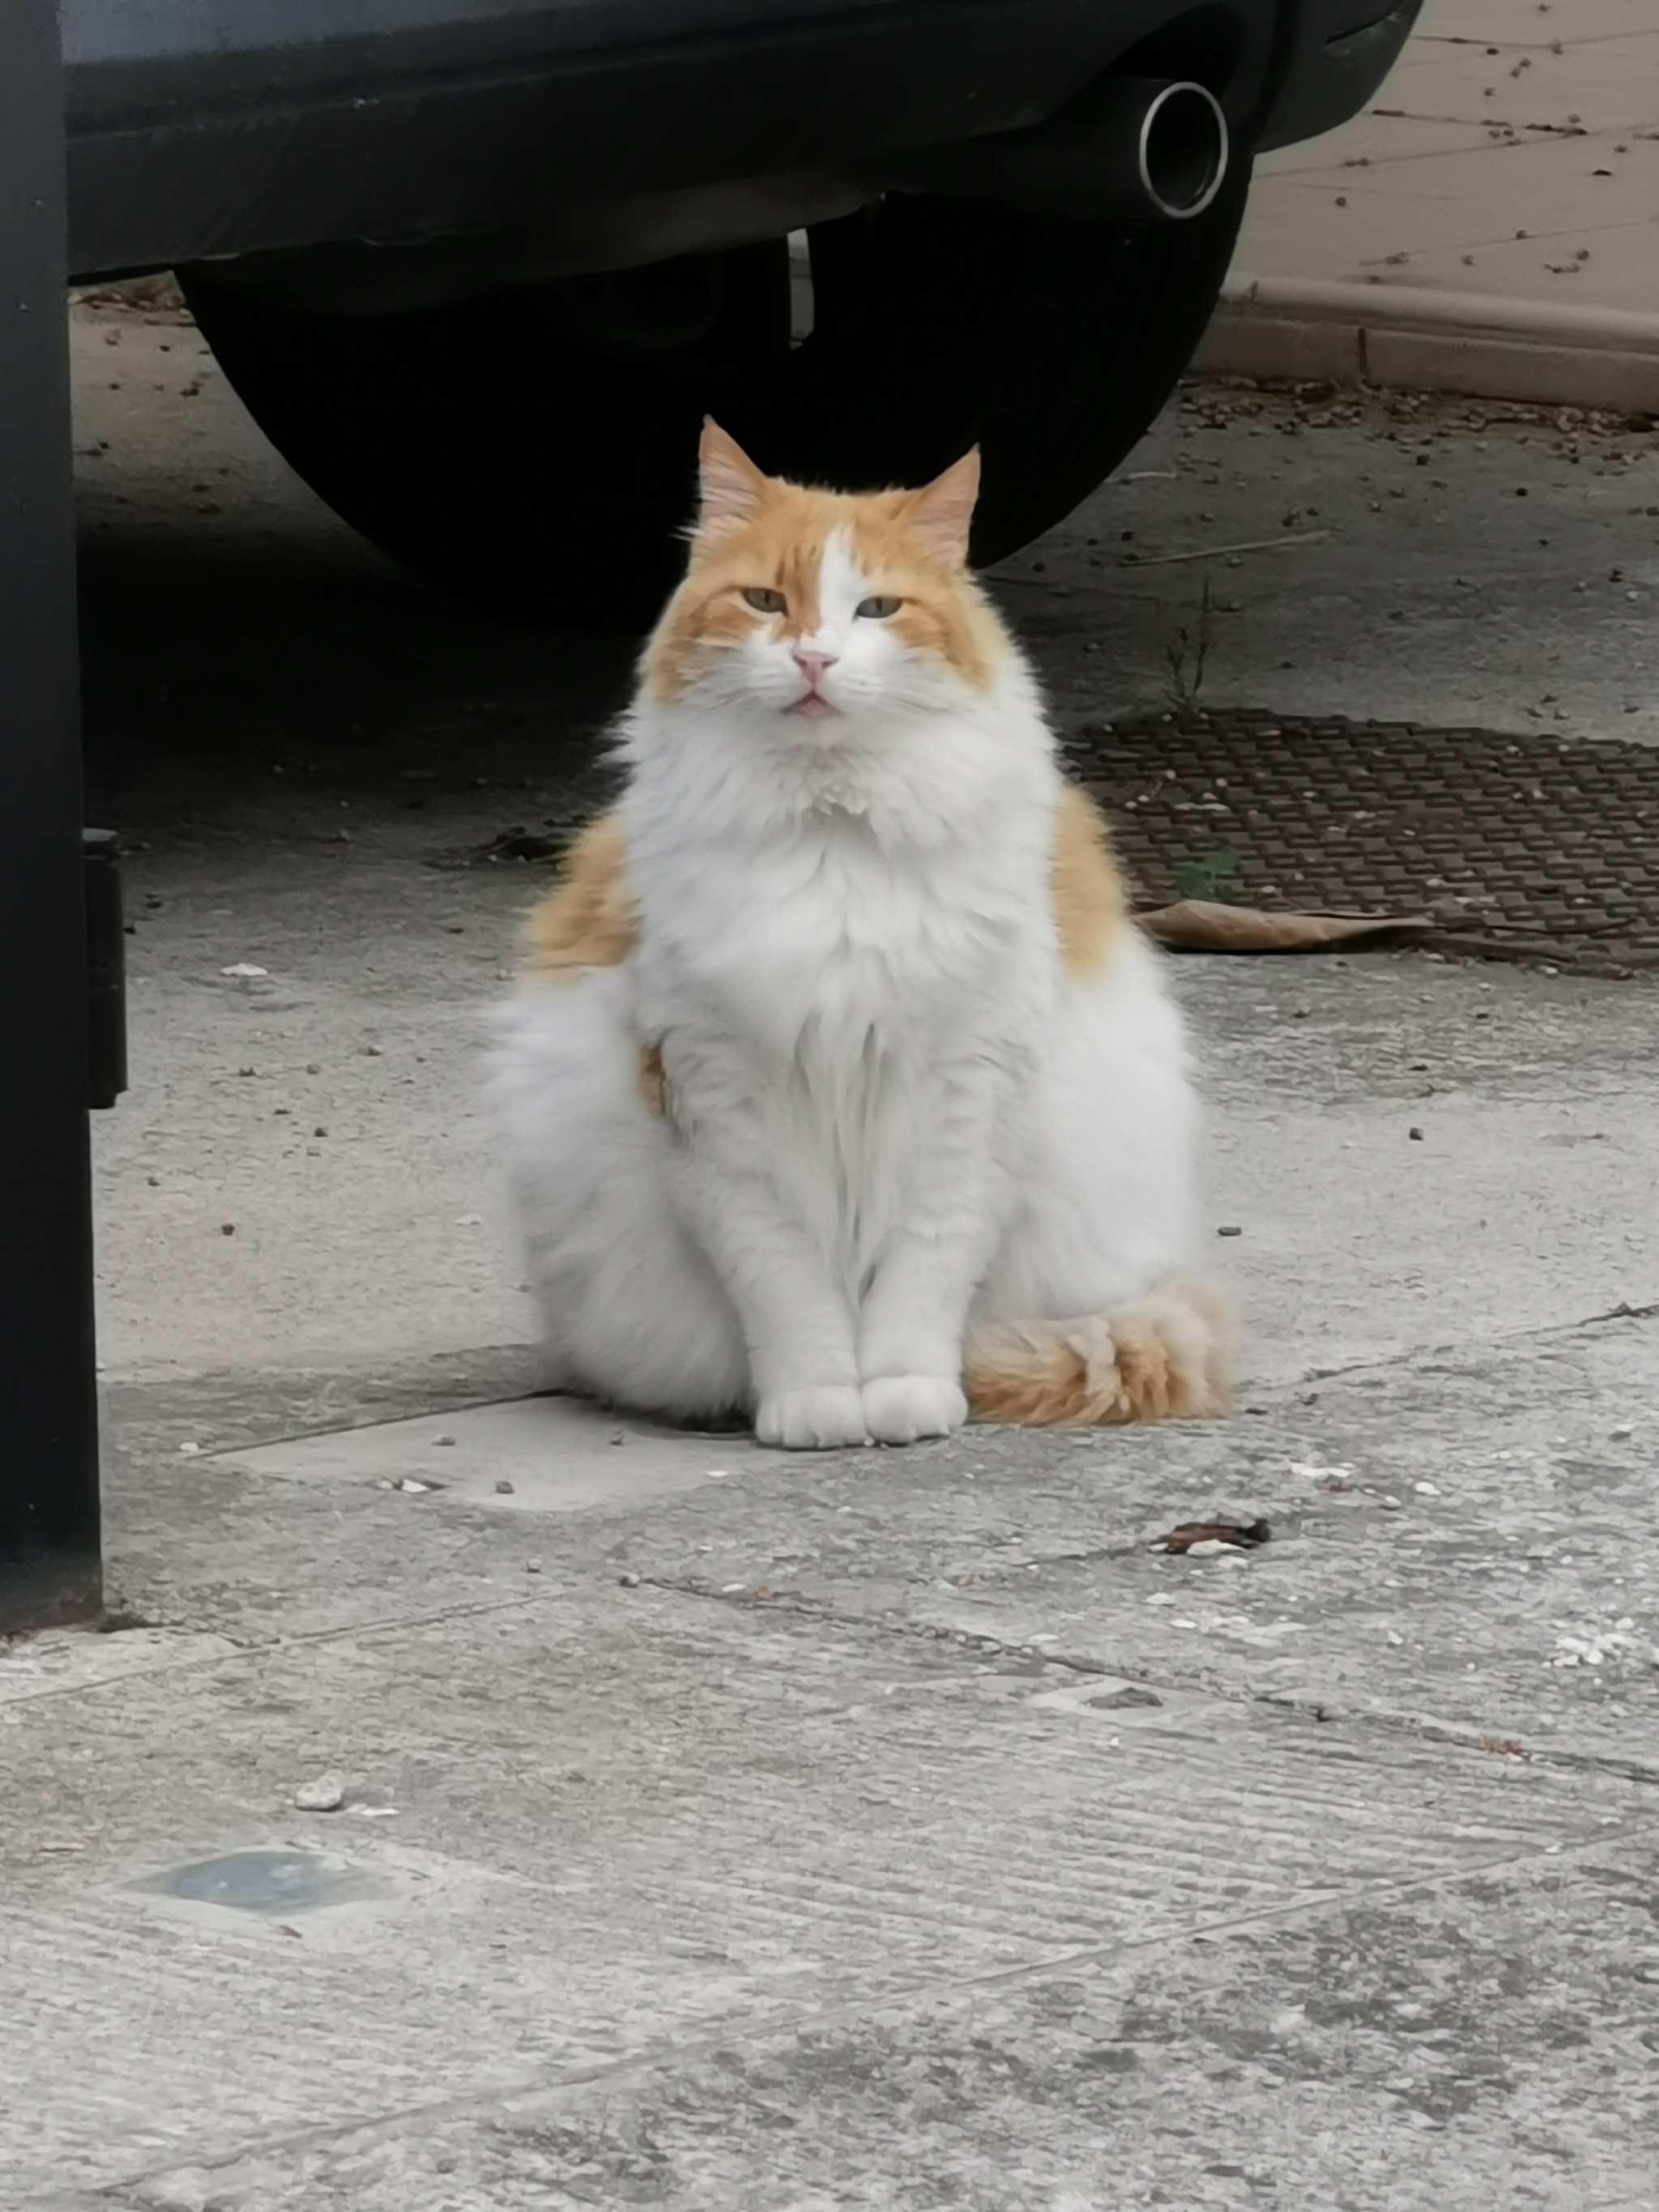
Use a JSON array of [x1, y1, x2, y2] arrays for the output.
[[643, 424, 1009, 725]]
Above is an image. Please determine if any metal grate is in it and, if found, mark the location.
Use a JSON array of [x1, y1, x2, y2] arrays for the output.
[[1069, 710, 1659, 977]]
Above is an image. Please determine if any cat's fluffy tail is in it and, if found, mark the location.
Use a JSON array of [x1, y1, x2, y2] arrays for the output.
[[964, 1279, 1233, 1427]]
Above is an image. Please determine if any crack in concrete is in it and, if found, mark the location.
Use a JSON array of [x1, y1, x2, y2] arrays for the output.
[[644, 1571, 1659, 1793]]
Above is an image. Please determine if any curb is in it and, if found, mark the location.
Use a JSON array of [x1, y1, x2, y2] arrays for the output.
[[1193, 274, 1659, 413]]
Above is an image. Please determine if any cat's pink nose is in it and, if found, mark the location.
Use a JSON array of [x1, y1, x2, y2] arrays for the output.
[[792, 649, 838, 688]]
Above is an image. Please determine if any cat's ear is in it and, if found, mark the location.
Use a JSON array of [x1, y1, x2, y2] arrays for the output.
[[903, 449, 981, 566], [697, 419, 768, 536]]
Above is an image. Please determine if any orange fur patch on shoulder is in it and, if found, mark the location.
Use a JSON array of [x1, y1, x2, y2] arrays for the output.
[[637, 1042, 668, 1118], [524, 813, 638, 976], [1050, 787, 1129, 979]]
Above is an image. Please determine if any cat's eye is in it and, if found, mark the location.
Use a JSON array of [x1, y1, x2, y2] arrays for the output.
[[855, 596, 902, 619], [741, 587, 787, 614]]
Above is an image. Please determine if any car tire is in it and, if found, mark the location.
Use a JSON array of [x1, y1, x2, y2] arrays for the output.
[[181, 168, 1249, 628]]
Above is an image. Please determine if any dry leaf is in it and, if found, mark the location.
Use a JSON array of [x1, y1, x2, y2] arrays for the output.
[[1137, 901, 1432, 953], [1154, 1518, 1272, 1554]]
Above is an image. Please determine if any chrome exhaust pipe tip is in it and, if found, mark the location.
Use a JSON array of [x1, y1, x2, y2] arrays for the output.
[[880, 74, 1233, 224], [1133, 81, 1230, 220]]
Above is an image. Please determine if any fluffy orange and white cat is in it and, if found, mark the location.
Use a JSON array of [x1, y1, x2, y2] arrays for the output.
[[489, 423, 1230, 1449]]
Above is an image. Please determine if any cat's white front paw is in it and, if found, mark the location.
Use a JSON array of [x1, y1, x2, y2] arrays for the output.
[[754, 1385, 869, 1451], [861, 1374, 967, 1446]]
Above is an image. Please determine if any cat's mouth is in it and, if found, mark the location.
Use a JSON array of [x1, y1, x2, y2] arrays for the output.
[[788, 691, 839, 720]]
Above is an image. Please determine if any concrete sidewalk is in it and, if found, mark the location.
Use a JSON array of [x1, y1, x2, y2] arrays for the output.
[[5, 303, 1659, 2212], [1201, 0, 1659, 408]]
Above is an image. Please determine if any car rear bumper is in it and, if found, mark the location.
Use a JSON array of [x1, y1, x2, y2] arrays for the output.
[[1256, 0, 1423, 152], [63, 0, 1418, 281]]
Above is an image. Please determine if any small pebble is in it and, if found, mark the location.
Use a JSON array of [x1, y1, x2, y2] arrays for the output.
[[526, 1557, 543, 1574], [1414, 1481, 1441, 1497], [293, 1773, 345, 1813], [494, 1477, 515, 1494], [1217, 1225, 1243, 1238], [220, 1222, 237, 1236], [433, 1434, 456, 1447], [1408, 1127, 1423, 1142], [618, 1571, 642, 1587]]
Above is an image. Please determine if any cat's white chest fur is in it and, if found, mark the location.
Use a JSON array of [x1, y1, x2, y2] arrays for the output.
[[625, 794, 1053, 1300], [630, 799, 1049, 1061]]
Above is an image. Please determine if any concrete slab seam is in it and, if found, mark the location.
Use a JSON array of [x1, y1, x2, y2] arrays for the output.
[[78, 1817, 1659, 2209]]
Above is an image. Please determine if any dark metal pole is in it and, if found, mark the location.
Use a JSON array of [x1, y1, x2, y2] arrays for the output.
[[0, 0, 102, 1627]]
